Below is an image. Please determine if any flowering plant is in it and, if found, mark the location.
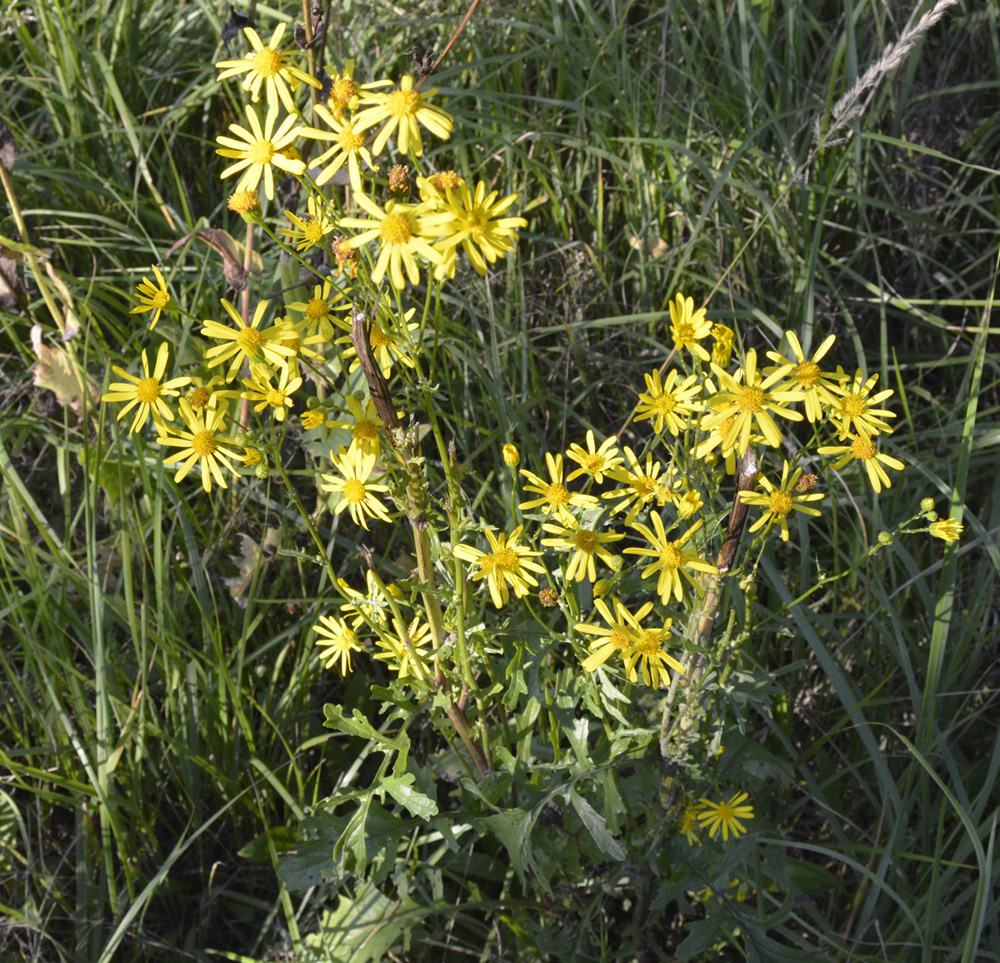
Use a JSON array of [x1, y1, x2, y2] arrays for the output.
[[92, 5, 961, 956]]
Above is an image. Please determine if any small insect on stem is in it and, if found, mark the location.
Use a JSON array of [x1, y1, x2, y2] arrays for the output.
[[717, 448, 759, 574]]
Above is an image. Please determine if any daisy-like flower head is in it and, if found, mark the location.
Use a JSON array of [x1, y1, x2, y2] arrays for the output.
[[540, 518, 624, 583], [624, 516, 718, 604], [700, 349, 804, 457], [279, 194, 335, 252], [930, 517, 963, 542], [325, 393, 392, 457], [764, 332, 846, 423], [129, 265, 173, 330], [313, 614, 364, 675], [818, 433, 904, 494], [336, 310, 419, 380], [668, 292, 714, 362], [240, 364, 303, 422], [352, 74, 453, 158], [576, 595, 636, 673], [202, 299, 296, 381], [275, 316, 328, 378], [826, 368, 897, 440], [519, 451, 599, 524], [339, 195, 444, 289], [284, 279, 350, 339], [421, 179, 528, 276], [602, 446, 670, 526], [102, 342, 190, 434], [156, 399, 243, 493], [185, 374, 230, 414], [373, 615, 433, 682], [324, 59, 361, 115], [633, 368, 702, 436], [215, 22, 322, 114], [738, 459, 825, 542], [696, 791, 755, 841], [620, 607, 684, 689], [453, 524, 546, 609], [303, 104, 379, 193], [565, 430, 623, 484], [319, 440, 393, 530], [215, 104, 307, 201]]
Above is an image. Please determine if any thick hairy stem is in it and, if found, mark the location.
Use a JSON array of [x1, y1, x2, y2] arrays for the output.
[[661, 449, 759, 749], [350, 311, 489, 775]]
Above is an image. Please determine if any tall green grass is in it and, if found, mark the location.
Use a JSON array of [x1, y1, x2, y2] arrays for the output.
[[1, 0, 998, 959]]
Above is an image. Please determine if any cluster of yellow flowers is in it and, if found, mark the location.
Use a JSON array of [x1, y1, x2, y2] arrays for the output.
[[103, 20, 527, 495], [448, 292, 908, 689]]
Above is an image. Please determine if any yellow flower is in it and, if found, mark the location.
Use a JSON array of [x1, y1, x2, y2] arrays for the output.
[[541, 519, 623, 583], [129, 265, 173, 330], [185, 375, 230, 413], [454, 525, 546, 609], [818, 434, 904, 494], [275, 316, 328, 378], [215, 22, 321, 114], [422, 179, 527, 276], [319, 441, 393, 530], [313, 614, 364, 675], [352, 74, 453, 157], [240, 364, 303, 422], [502, 443, 520, 467], [624, 516, 718, 604], [279, 194, 335, 252], [678, 802, 701, 846], [519, 452, 599, 524], [565, 430, 623, 484], [738, 460, 825, 541], [336, 313, 420, 380], [675, 490, 703, 518], [826, 368, 897, 439], [764, 331, 846, 423], [156, 399, 243, 492], [325, 394, 390, 457], [284, 279, 350, 338], [339, 195, 443, 289], [303, 104, 379, 193], [322, 59, 377, 116], [576, 596, 636, 673], [301, 408, 327, 430], [102, 342, 190, 434], [603, 447, 671, 525], [696, 791, 755, 841], [215, 104, 307, 200], [228, 189, 260, 215], [700, 349, 803, 456], [338, 570, 397, 629], [633, 368, 702, 436], [577, 597, 684, 687], [711, 324, 735, 367], [668, 292, 714, 362], [202, 298, 295, 380], [373, 616, 432, 681], [930, 517, 962, 542]]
